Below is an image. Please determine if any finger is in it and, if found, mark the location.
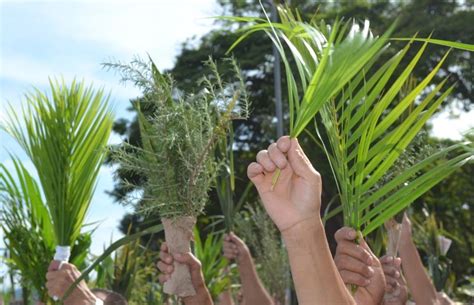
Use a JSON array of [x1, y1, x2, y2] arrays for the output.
[[58, 263, 74, 272], [223, 250, 237, 259], [157, 261, 173, 274], [46, 271, 58, 281], [382, 265, 400, 278], [334, 227, 357, 243], [268, 142, 288, 169], [160, 250, 173, 264], [229, 232, 246, 248], [339, 270, 370, 287], [223, 242, 238, 254], [160, 242, 168, 252], [158, 274, 170, 284], [358, 236, 377, 261], [173, 253, 201, 273], [287, 138, 319, 180], [247, 162, 265, 186], [276, 136, 291, 153], [256, 150, 276, 172], [335, 241, 373, 266], [385, 276, 399, 289], [380, 255, 394, 264], [335, 254, 375, 278], [174, 253, 203, 284], [48, 261, 61, 272]]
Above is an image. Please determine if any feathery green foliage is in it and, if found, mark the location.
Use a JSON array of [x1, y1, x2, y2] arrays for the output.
[[106, 57, 249, 218], [235, 204, 289, 303], [228, 5, 474, 235], [1, 79, 113, 247]]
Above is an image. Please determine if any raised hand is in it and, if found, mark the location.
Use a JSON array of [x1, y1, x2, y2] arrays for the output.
[[247, 136, 322, 232], [380, 255, 408, 305], [157, 243, 213, 305], [46, 261, 97, 305], [223, 232, 250, 263], [334, 227, 386, 305]]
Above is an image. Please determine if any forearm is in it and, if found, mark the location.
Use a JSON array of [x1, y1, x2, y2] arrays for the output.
[[282, 217, 355, 305], [399, 237, 438, 305], [238, 252, 274, 305], [217, 290, 235, 305]]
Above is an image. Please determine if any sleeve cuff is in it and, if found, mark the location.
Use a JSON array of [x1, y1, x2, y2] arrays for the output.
[[95, 298, 104, 305]]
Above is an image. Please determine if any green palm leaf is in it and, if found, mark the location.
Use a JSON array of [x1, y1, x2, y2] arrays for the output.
[[2, 79, 113, 248]]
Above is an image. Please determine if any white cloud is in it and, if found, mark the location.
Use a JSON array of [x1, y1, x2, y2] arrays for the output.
[[430, 108, 474, 140]]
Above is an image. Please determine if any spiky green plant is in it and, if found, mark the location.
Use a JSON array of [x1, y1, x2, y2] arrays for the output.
[[105, 56, 248, 219], [2, 79, 113, 251], [193, 228, 231, 300], [93, 238, 163, 304], [228, 5, 474, 235]]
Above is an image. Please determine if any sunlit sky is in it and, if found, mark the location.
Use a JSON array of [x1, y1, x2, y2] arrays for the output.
[[0, 0, 472, 268]]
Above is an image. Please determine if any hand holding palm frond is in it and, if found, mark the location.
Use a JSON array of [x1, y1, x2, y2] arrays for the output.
[[226, 6, 394, 187], [228, 5, 473, 235]]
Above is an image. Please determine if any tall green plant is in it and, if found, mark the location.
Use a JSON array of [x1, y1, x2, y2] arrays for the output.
[[193, 228, 230, 300], [0, 158, 92, 304], [215, 125, 252, 232], [228, 5, 474, 235], [2, 79, 113, 260]]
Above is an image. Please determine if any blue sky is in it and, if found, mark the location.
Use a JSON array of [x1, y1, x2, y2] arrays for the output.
[[0, 0, 473, 272]]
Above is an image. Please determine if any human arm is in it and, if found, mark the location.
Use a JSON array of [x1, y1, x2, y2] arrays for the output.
[[223, 232, 273, 305], [157, 242, 213, 305], [247, 136, 355, 305], [398, 214, 439, 305]]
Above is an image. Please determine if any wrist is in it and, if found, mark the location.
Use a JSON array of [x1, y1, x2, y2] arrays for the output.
[[398, 235, 415, 251], [237, 247, 252, 265], [76, 288, 97, 305], [183, 287, 212, 305], [281, 215, 322, 247]]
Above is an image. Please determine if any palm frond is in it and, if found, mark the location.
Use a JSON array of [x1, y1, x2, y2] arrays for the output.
[[2, 79, 113, 246], [228, 5, 474, 235]]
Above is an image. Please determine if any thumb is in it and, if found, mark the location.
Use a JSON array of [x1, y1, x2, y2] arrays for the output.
[[358, 234, 377, 262], [229, 232, 245, 247], [287, 138, 319, 180], [174, 252, 201, 274], [48, 260, 61, 271], [174, 253, 204, 289]]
